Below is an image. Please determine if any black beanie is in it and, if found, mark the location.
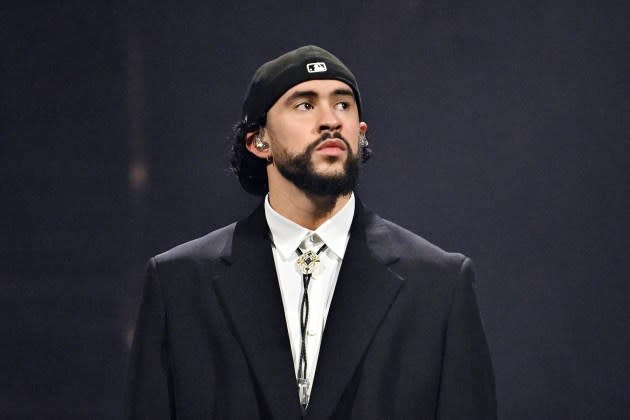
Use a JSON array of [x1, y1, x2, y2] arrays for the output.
[[241, 45, 362, 123]]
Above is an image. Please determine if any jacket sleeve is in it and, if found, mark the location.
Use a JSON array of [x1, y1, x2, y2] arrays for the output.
[[124, 258, 175, 420], [437, 258, 497, 419]]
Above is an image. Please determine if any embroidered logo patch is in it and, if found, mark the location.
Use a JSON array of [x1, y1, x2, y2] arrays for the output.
[[306, 62, 327, 73]]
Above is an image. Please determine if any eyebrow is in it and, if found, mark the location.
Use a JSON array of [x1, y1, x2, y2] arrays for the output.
[[284, 88, 355, 104]]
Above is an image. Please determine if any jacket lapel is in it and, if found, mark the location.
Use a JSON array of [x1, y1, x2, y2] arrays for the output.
[[213, 204, 303, 419], [305, 203, 404, 419]]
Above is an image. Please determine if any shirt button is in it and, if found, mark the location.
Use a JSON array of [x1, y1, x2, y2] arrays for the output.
[[309, 234, 321, 243], [307, 329, 318, 336]]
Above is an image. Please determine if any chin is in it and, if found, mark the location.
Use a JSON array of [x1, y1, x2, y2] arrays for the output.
[[313, 166, 346, 178], [312, 157, 346, 171]]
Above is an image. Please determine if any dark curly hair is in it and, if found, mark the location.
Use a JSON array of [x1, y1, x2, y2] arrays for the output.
[[229, 116, 373, 196]]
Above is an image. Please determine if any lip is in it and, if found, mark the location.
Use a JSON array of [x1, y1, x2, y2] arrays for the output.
[[316, 139, 347, 151]]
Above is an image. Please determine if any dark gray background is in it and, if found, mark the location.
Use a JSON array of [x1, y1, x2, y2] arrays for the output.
[[2, 1, 628, 418]]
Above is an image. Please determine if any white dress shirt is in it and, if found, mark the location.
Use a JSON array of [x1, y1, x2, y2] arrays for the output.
[[264, 193, 355, 403]]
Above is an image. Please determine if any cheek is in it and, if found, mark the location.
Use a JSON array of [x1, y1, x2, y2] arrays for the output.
[[270, 125, 310, 150], [346, 130, 360, 152]]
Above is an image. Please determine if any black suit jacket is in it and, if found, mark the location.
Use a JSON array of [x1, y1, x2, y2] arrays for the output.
[[125, 202, 496, 419]]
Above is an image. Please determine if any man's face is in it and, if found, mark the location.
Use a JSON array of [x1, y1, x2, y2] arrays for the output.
[[264, 79, 367, 196]]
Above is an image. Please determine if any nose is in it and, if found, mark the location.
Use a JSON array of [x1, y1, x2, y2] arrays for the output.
[[318, 105, 342, 132]]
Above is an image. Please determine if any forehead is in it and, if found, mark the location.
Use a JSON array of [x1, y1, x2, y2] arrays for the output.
[[277, 79, 355, 102]]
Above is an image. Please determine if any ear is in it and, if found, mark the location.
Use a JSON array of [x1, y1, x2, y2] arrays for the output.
[[359, 121, 368, 134], [245, 129, 271, 160]]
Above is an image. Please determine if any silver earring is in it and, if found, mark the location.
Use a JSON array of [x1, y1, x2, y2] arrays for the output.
[[254, 133, 268, 151], [359, 132, 368, 147]]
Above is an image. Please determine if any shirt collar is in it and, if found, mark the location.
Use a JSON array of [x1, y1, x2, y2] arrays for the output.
[[264, 193, 355, 260]]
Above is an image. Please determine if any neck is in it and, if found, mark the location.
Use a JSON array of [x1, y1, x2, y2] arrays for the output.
[[267, 181, 351, 230]]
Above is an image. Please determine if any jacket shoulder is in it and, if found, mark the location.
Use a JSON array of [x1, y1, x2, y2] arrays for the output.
[[153, 222, 236, 265], [366, 212, 469, 273]]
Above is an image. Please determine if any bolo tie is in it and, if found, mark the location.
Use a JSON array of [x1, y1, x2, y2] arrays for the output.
[[295, 242, 327, 409]]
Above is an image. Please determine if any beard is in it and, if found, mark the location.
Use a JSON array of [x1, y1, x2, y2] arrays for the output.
[[273, 132, 359, 197]]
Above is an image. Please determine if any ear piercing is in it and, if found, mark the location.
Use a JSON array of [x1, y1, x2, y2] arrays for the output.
[[359, 132, 368, 147]]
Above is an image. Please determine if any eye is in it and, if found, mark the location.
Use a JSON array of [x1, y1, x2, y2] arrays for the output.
[[296, 102, 314, 111], [335, 101, 350, 110]]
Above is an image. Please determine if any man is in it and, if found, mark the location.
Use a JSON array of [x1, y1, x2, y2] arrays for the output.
[[125, 45, 496, 419]]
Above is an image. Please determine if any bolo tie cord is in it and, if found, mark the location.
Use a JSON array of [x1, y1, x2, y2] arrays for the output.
[[295, 242, 327, 408]]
